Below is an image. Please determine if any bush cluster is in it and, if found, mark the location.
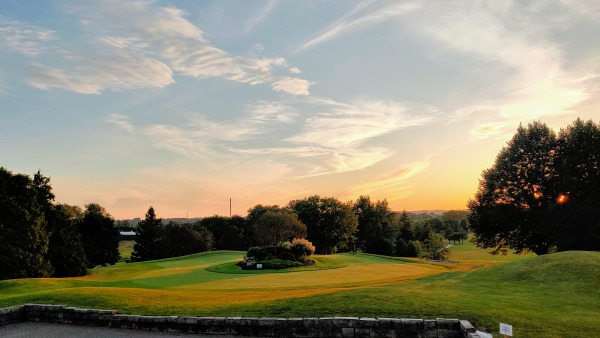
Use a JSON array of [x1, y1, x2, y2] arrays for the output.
[[238, 238, 316, 270]]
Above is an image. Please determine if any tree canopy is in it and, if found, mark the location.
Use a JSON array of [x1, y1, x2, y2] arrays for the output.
[[468, 119, 600, 255], [78, 203, 120, 267], [289, 195, 358, 254]]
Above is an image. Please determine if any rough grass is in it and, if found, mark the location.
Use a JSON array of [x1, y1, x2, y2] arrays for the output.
[[118, 240, 135, 261], [1, 241, 598, 338]]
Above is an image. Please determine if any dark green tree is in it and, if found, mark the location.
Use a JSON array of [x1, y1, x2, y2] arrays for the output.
[[398, 210, 415, 241], [78, 203, 120, 267], [164, 222, 213, 257], [468, 119, 600, 255], [353, 196, 398, 256], [289, 195, 358, 254], [395, 236, 409, 257], [46, 204, 87, 277], [0, 168, 52, 279], [131, 206, 164, 262]]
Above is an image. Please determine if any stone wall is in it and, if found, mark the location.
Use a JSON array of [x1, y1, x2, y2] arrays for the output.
[[0, 304, 483, 338]]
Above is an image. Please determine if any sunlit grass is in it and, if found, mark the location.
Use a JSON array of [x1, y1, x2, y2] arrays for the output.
[[1, 241, 598, 338]]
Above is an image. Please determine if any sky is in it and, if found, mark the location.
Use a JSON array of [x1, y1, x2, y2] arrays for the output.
[[1, 0, 599, 219]]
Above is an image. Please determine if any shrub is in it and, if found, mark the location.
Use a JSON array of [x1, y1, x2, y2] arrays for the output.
[[261, 259, 303, 269], [407, 240, 422, 258], [290, 238, 316, 260]]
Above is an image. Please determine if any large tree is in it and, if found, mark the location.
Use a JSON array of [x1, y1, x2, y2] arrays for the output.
[[46, 204, 87, 277], [289, 195, 358, 254], [353, 196, 398, 256], [164, 222, 213, 257], [78, 203, 120, 267], [253, 210, 307, 246], [0, 168, 52, 279], [468, 119, 600, 255], [131, 206, 165, 262]]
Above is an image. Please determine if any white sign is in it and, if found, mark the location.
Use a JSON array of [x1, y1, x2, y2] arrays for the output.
[[499, 323, 513, 336], [256, 264, 263, 269]]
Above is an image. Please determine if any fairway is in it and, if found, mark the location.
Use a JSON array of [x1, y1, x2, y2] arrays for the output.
[[1, 243, 598, 338]]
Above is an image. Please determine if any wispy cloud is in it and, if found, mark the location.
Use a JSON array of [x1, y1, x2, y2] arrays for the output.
[[0, 16, 55, 56], [348, 162, 430, 197], [65, 0, 310, 94], [416, 2, 596, 137], [295, 1, 419, 52], [271, 77, 312, 96], [287, 99, 434, 149], [243, 0, 279, 34], [234, 98, 436, 177], [106, 113, 135, 133]]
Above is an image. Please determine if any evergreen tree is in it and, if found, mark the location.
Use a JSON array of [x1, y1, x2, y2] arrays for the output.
[[0, 168, 52, 279], [398, 210, 415, 241], [131, 206, 165, 262], [78, 203, 120, 267]]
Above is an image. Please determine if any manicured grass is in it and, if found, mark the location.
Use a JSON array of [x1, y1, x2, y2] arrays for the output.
[[118, 240, 135, 261], [1, 241, 597, 338]]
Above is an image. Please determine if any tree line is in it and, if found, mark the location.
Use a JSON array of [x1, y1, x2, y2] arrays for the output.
[[1, 167, 468, 280], [130, 196, 468, 263], [0, 168, 120, 280]]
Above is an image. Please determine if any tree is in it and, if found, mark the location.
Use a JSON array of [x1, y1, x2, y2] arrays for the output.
[[289, 195, 358, 254], [46, 204, 87, 277], [353, 196, 398, 256], [398, 210, 415, 241], [395, 236, 409, 257], [131, 206, 165, 262], [422, 232, 449, 260], [253, 210, 307, 246], [468, 119, 600, 255], [552, 118, 600, 251], [164, 222, 213, 257], [0, 168, 52, 279], [78, 203, 120, 267], [198, 215, 249, 250]]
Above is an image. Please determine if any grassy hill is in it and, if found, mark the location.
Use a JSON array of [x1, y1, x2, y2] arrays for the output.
[[1, 242, 598, 337]]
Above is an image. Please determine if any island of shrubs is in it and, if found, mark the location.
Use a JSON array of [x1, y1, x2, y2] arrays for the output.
[[237, 237, 316, 270]]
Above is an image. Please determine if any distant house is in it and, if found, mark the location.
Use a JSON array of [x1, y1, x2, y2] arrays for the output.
[[119, 231, 136, 240]]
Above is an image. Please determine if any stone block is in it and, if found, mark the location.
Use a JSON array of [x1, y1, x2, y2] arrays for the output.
[[357, 318, 378, 328], [355, 328, 370, 337], [459, 320, 476, 335], [342, 327, 355, 337], [424, 319, 437, 338], [437, 318, 460, 338]]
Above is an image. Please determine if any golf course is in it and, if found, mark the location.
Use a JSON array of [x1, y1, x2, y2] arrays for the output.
[[1, 241, 598, 338]]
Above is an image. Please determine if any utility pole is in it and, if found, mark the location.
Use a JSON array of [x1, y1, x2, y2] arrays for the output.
[[229, 198, 232, 217]]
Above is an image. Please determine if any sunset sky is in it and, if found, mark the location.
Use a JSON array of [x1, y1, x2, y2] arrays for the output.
[[1, 1, 599, 219]]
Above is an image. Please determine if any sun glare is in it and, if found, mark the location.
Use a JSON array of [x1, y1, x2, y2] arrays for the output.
[[556, 194, 568, 204]]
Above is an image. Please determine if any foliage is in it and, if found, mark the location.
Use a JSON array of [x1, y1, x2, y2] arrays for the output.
[[78, 203, 120, 268], [197, 215, 250, 251], [253, 210, 306, 246], [240, 238, 316, 269], [398, 210, 415, 241], [0, 168, 53, 279], [353, 196, 399, 255], [468, 119, 600, 254], [289, 195, 358, 254], [131, 207, 164, 262], [45, 204, 87, 277], [290, 237, 316, 258], [164, 222, 214, 258], [422, 232, 449, 260], [407, 240, 422, 258]]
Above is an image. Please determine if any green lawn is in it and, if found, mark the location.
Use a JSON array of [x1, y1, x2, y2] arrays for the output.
[[1, 241, 598, 338]]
